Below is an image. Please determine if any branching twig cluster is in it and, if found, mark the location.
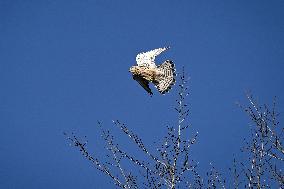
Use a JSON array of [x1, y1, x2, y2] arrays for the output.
[[233, 93, 284, 188], [206, 163, 226, 189], [65, 68, 202, 188], [65, 69, 283, 189], [64, 131, 131, 188]]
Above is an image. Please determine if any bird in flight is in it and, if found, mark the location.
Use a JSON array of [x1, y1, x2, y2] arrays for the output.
[[129, 46, 176, 96]]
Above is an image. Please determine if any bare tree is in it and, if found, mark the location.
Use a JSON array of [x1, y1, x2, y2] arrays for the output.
[[65, 68, 202, 188], [231, 94, 284, 188], [65, 70, 283, 188]]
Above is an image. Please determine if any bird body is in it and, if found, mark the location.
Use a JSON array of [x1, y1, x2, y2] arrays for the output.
[[129, 66, 163, 82], [129, 47, 176, 95]]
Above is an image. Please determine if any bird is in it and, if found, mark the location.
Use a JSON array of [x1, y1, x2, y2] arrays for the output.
[[129, 46, 176, 96]]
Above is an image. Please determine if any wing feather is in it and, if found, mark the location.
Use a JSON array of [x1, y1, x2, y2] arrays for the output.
[[136, 46, 170, 68], [133, 75, 153, 96]]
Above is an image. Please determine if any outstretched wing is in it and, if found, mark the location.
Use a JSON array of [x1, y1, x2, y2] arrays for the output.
[[133, 75, 153, 96], [155, 60, 176, 94], [136, 46, 170, 69]]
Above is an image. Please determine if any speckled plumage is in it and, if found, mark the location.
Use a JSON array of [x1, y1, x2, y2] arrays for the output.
[[130, 47, 176, 95]]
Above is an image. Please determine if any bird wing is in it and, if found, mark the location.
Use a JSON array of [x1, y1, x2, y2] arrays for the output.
[[133, 75, 153, 96], [136, 47, 170, 69]]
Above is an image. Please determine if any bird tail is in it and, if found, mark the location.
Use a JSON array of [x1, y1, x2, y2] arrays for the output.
[[154, 60, 176, 94]]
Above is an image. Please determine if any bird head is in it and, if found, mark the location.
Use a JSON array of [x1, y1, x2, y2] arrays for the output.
[[129, 66, 140, 74]]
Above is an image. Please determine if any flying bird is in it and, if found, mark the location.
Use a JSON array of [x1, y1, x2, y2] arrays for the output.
[[129, 46, 176, 96]]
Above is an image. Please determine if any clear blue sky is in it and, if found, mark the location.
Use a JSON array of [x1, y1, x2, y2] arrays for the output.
[[1, 1, 284, 188]]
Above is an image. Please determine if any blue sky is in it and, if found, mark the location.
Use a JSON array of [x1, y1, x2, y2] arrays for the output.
[[1, 0, 284, 188]]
